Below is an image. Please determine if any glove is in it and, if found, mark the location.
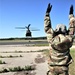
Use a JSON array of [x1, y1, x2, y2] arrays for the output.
[[46, 3, 52, 13], [69, 5, 74, 14]]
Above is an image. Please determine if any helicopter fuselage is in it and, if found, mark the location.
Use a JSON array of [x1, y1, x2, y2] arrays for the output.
[[26, 30, 32, 37]]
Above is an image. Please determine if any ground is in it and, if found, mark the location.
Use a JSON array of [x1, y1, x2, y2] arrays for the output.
[[0, 45, 75, 75], [0, 45, 49, 75]]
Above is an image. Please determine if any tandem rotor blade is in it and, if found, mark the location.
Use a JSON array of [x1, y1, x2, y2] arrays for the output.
[[15, 27, 26, 29], [31, 29, 40, 31]]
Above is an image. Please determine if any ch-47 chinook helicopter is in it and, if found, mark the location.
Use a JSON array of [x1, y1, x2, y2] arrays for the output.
[[15, 24, 40, 37]]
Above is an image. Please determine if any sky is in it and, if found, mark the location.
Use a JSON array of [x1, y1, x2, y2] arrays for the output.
[[0, 0, 75, 38]]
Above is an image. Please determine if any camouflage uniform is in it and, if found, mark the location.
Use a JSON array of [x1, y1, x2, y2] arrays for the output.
[[44, 9, 75, 75]]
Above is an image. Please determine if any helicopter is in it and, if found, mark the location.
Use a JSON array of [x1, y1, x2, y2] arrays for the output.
[[15, 24, 40, 37]]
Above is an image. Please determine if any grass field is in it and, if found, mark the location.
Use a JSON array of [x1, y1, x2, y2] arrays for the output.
[[69, 48, 75, 75]]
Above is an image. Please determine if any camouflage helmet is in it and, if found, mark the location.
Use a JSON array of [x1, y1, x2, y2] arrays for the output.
[[55, 24, 67, 34]]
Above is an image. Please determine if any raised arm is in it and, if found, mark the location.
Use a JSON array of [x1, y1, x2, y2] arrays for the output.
[[44, 3, 54, 43], [68, 5, 75, 37], [44, 3, 54, 34]]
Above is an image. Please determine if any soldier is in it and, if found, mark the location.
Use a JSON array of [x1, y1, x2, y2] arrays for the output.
[[44, 3, 75, 75]]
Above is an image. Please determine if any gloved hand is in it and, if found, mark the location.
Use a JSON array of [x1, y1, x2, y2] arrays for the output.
[[69, 5, 74, 14], [46, 3, 52, 13]]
